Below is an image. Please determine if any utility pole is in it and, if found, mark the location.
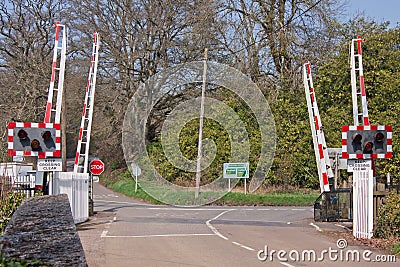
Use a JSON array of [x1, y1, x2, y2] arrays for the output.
[[195, 48, 208, 198]]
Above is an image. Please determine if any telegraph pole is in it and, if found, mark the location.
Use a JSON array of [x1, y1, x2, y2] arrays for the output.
[[195, 48, 208, 198]]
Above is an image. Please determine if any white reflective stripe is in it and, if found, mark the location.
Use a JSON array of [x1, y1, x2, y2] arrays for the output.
[[323, 184, 330, 192]]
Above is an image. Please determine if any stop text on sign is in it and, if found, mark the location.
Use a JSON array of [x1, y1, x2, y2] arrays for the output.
[[91, 165, 103, 169]]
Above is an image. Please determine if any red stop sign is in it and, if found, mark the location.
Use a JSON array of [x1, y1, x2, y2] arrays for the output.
[[89, 159, 104, 175]]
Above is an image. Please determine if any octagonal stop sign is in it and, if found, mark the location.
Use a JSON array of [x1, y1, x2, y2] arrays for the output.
[[89, 159, 104, 175]]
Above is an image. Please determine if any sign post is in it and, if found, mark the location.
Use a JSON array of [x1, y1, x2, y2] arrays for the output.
[[130, 164, 142, 193], [88, 159, 104, 216]]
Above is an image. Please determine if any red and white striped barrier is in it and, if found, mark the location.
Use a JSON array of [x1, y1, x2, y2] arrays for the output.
[[304, 62, 332, 192], [74, 33, 100, 173], [44, 22, 66, 124], [350, 36, 370, 126]]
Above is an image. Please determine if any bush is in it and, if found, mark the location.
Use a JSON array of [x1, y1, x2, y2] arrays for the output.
[[1, 175, 25, 234], [1, 250, 41, 266], [393, 242, 400, 255], [0, 191, 25, 234], [375, 193, 400, 239]]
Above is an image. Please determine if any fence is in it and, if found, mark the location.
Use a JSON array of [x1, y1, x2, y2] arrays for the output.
[[13, 173, 37, 198], [52, 172, 89, 224], [1, 163, 36, 198], [352, 170, 374, 239], [314, 181, 399, 235], [1, 173, 37, 198], [313, 188, 353, 222]]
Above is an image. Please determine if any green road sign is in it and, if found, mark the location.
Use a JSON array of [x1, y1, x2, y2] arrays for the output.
[[223, 163, 249, 179]]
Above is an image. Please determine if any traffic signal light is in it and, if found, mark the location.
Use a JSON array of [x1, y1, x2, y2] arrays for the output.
[[342, 125, 392, 159], [8, 122, 61, 157]]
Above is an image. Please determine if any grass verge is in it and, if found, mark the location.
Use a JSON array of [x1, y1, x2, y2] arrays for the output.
[[393, 242, 400, 255], [108, 179, 319, 206]]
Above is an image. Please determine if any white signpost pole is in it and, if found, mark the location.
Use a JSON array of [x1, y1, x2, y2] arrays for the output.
[[135, 171, 138, 193], [131, 164, 142, 193]]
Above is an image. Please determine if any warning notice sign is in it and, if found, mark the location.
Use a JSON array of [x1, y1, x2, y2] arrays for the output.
[[37, 158, 62, 171], [347, 159, 372, 172]]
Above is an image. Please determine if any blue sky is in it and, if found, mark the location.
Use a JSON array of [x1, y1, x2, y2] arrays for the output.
[[345, 0, 400, 27]]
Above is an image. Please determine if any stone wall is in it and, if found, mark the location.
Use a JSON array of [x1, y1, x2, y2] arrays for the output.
[[0, 194, 87, 266]]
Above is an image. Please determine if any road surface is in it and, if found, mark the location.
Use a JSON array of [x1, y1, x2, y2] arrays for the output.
[[77, 182, 397, 266]]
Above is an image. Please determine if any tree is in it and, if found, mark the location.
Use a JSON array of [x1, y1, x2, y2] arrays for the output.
[[316, 18, 400, 184], [66, 0, 222, 165], [0, 0, 67, 160], [219, 0, 345, 91]]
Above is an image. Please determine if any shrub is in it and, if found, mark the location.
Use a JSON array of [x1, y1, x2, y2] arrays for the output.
[[1, 250, 41, 266], [375, 193, 400, 239], [393, 242, 400, 255], [1, 175, 25, 234], [0, 191, 25, 234]]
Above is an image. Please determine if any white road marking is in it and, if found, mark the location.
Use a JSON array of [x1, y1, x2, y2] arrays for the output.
[[335, 223, 351, 231], [206, 209, 257, 252], [104, 233, 216, 238], [280, 262, 295, 267], [206, 209, 234, 240], [216, 219, 292, 225], [95, 201, 311, 213], [94, 199, 151, 206], [231, 241, 255, 251], [309, 222, 322, 232], [101, 230, 108, 238], [97, 199, 311, 255], [100, 216, 116, 238], [93, 194, 120, 198], [148, 207, 237, 211]]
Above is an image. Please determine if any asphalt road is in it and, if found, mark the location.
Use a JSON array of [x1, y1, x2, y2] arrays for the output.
[[77, 182, 397, 267]]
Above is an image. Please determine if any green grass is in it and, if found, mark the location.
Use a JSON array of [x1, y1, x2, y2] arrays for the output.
[[217, 191, 319, 206], [110, 180, 163, 204], [392, 242, 400, 255], [108, 179, 319, 206]]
